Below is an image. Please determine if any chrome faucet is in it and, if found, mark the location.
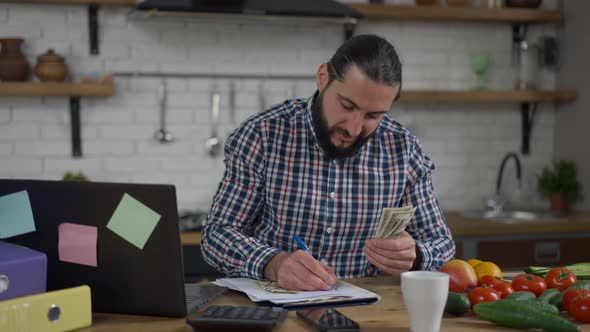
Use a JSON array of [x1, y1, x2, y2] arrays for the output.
[[487, 152, 522, 212]]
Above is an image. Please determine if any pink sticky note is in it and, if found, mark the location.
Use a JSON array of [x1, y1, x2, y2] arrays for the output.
[[58, 223, 98, 267]]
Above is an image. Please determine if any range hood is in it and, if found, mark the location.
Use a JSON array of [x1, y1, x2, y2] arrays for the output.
[[135, 0, 361, 20]]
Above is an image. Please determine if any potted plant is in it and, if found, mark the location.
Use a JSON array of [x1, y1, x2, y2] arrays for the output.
[[537, 160, 581, 214], [63, 171, 89, 182]]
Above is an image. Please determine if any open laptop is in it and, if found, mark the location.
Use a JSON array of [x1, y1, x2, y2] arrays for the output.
[[0, 179, 226, 317]]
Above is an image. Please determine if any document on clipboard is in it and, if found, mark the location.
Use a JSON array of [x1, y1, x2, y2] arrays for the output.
[[213, 278, 380, 309]]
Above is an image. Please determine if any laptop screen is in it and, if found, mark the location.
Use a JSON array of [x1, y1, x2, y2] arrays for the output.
[[0, 179, 187, 317]]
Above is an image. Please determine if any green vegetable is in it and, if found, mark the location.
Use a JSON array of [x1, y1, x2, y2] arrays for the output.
[[445, 292, 471, 316], [525, 263, 590, 280], [473, 300, 580, 332], [505, 291, 536, 301], [522, 300, 559, 315], [551, 280, 590, 311], [538, 288, 560, 304]]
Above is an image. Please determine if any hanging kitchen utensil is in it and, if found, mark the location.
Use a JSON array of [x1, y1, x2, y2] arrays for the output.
[[229, 80, 236, 125], [205, 91, 222, 157], [258, 79, 266, 112], [289, 81, 297, 101], [154, 79, 174, 143]]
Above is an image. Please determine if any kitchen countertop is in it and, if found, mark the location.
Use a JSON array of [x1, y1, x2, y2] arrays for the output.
[[445, 211, 590, 237], [179, 212, 590, 246]]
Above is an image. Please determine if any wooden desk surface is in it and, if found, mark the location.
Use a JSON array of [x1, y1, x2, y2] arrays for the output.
[[79, 277, 590, 332]]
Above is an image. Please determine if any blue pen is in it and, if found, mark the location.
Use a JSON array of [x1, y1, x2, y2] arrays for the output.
[[294, 234, 337, 289], [294, 234, 311, 253]]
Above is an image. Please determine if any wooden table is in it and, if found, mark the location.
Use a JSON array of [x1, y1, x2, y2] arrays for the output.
[[78, 277, 590, 332]]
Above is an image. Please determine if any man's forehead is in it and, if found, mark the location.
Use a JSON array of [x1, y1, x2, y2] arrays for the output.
[[333, 66, 399, 110]]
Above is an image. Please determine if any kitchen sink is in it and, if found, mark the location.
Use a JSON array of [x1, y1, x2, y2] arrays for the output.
[[461, 210, 568, 223]]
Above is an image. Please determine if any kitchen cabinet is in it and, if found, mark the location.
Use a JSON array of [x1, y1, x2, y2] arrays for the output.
[[182, 245, 223, 283], [448, 212, 590, 268], [455, 235, 590, 268], [179, 232, 223, 282]]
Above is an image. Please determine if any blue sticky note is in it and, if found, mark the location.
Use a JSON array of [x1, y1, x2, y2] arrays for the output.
[[0, 190, 36, 239]]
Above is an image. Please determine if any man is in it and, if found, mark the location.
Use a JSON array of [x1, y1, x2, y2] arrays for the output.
[[201, 34, 455, 291]]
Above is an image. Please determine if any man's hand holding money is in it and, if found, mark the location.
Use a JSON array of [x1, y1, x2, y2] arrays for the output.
[[367, 205, 418, 276], [364, 232, 417, 276]]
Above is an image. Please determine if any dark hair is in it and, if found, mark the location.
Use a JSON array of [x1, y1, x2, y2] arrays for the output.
[[327, 34, 402, 100]]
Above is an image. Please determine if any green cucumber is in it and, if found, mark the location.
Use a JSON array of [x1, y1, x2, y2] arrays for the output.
[[505, 291, 536, 301], [525, 263, 590, 279], [523, 300, 559, 315], [538, 288, 560, 304], [445, 292, 470, 316], [473, 300, 580, 332]]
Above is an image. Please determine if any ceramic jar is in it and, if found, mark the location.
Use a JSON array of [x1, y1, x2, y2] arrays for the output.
[[34, 49, 68, 82], [0, 38, 30, 81]]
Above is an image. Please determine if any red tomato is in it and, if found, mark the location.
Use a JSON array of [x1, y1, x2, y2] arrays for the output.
[[468, 287, 501, 308], [493, 281, 515, 299], [511, 274, 547, 297], [545, 267, 577, 291], [478, 275, 502, 287], [564, 289, 590, 313], [570, 295, 590, 323]]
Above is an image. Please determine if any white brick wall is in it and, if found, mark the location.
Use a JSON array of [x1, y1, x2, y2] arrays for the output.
[[0, 3, 558, 212]]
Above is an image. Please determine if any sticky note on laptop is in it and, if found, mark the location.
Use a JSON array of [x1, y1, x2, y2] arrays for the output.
[[106, 193, 161, 250], [0, 190, 36, 239], [58, 223, 98, 267]]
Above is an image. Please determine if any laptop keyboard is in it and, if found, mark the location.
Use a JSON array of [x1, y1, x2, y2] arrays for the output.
[[185, 284, 227, 313]]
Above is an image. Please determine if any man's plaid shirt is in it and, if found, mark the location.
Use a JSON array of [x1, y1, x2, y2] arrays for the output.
[[201, 94, 455, 279]]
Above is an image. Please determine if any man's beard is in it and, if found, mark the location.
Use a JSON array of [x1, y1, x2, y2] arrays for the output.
[[311, 90, 374, 161]]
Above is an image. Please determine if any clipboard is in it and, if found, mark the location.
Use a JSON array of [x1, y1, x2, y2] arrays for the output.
[[271, 295, 380, 310], [0, 285, 92, 332]]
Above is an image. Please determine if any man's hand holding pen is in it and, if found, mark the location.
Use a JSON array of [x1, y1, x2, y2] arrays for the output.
[[263, 234, 337, 291], [263, 250, 337, 291]]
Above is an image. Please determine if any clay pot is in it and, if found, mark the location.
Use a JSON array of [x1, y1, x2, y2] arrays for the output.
[[34, 49, 68, 82], [0, 38, 30, 81], [549, 193, 569, 215]]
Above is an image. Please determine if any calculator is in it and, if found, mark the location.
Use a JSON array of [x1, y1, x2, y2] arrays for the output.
[[186, 305, 288, 331]]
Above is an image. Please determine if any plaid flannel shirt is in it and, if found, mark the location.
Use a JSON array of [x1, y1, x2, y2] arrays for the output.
[[201, 94, 455, 279]]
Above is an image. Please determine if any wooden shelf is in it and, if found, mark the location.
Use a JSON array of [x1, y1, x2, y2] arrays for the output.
[[0, 82, 114, 158], [399, 89, 577, 104], [0, 82, 114, 97], [3, 1, 563, 23], [350, 4, 562, 23], [0, 0, 135, 5]]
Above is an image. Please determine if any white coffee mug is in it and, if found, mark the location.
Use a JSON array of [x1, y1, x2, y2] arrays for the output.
[[401, 271, 449, 332]]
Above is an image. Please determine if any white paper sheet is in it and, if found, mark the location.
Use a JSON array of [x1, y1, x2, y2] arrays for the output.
[[213, 278, 380, 305]]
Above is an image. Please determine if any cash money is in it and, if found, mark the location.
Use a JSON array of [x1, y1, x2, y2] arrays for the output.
[[375, 205, 416, 239], [254, 280, 297, 294]]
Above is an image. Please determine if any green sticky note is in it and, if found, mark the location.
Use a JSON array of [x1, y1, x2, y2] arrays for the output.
[[0, 190, 36, 239], [106, 193, 161, 250]]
